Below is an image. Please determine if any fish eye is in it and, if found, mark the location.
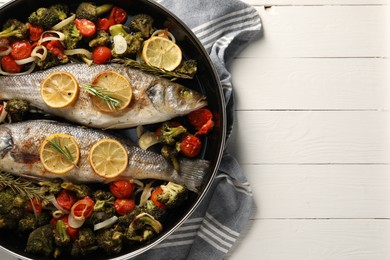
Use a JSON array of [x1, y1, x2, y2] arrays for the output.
[[179, 88, 192, 98]]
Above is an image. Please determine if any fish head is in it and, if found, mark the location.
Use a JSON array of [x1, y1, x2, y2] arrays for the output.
[[0, 126, 13, 158], [147, 83, 207, 115]]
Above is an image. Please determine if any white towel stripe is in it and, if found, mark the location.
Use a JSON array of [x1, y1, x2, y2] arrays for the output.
[[192, 6, 254, 33], [195, 11, 259, 39], [198, 231, 229, 253], [203, 17, 261, 49], [165, 231, 197, 240], [215, 174, 253, 196], [203, 218, 237, 242], [199, 225, 233, 248], [205, 213, 240, 237], [184, 217, 204, 224], [176, 223, 202, 232], [153, 239, 194, 249]]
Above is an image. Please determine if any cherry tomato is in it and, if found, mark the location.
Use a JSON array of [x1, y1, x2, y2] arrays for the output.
[[109, 7, 127, 24], [11, 40, 32, 60], [1, 55, 22, 73], [97, 18, 114, 32], [46, 40, 65, 60], [195, 118, 214, 136], [25, 198, 42, 215], [56, 189, 77, 211], [180, 134, 202, 158], [114, 199, 135, 215], [51, 216, 79, 240], [27, 23, 43, 42], [150, 187, 166, 209], [72, 196, 94, 218], [0, 105, 3, 115], [75, 19, 96, 37], [110, 180, 135, 199], [188, 108, 213, 129], [92, 46, 112, 64]]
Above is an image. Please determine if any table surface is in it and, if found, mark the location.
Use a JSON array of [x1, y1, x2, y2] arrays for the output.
[[0, 0, 389, 259]]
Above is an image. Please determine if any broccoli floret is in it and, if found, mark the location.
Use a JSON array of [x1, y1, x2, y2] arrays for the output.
[[53, 219, 71, 247], [61, 22, 82, 50], [36, 51, 63, 70], [0, 19, 28, 39], [157, 182, 188, 208], [38, 180, 62, 195], [28, 4, 68, 29], [71, 227, 97, 256], [4, 99, 29, 122], [89, 30, 110, 48], [96, 226, 124, 255], [61, 182, 91, 198], [161, 145, 180, 171], [18, 211, 51, 232], [87, 190, 115, 225], [0, 188, 27, 229], [125, 213, 162, 242], [109, 24, 143, 57], [174, 59, 198, 78], [25, 224, 54, 256], [129, 14, 154, 38], [75, 2, 113, 22], [159, 122, 187, 145]]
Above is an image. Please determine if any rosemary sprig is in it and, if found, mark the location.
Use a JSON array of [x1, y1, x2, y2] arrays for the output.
[[0, 171, 49, 204], [49, 137, 77, 167], [81, 84, 122, 111], [112, 58, 193, 80]]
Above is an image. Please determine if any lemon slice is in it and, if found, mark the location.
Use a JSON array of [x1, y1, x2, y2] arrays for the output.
[[142, 36, 182, 71], [40, 71, 79, 108], [90, 70, 133, 113], [89, 138, 128, 178], [40, 133, 80, 175]]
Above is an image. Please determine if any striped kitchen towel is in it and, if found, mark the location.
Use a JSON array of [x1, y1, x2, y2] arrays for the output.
[[134, 0, 261, 259]]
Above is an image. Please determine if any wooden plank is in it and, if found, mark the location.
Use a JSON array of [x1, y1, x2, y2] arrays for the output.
[[243, 164, 390, 218], [229, 58, 390, 110], [241, 0, 389, 5], [227, 111, 390, 164], [228, 219, 390, 260], [237, 6, 390, 58]]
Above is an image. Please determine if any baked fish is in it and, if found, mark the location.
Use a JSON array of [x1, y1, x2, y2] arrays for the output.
[[0, 120, 209, 192], [0, 63, 207, 129]]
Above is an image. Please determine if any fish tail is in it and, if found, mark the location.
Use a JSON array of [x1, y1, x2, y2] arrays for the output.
[[179, 158, 210, 193]]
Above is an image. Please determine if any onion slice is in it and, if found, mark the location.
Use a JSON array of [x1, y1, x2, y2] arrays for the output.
[[64, 48, 92, 59], [94, 216, 119, 231], [113, 34, 127, 55], [0, 61, 36, 76], [68, 213, 85, 229], [31, 45, 48, 60], [52, 14, 76, 31], [38, 30, 66, 45], [139, 181, 154, 206], [139, 131, 160, 150], [15, 56, 37, 65], [47, 195, 70, 214], [0, 102, 7, 124], [152, 29, 176, 43], [0, 44, 11, 56]]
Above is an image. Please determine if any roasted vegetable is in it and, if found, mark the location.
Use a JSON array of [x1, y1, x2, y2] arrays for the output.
[[53, 219, 71, 247], [28, 4, 68, 29], [89, 30, 110, 47], [175, 59, 198, 78], [61, 182, 91, 198], [125, 213, 162, 242], [88, 190, 115, 225], [75, 2, 113, 22], [129, 14, 154, 38], [159, 122, 187, 145], [0, 19, 28, 39], [156, 182, 188, 208], [4, 99, 29, 122], [18, 211, 51, 232], [109, 24, 143, 57], [96, 226, 124, 255], [38, 180, 62, 195], [61, 22, 82, 50], [0, 188, 26, 228], [25, 224, 54, 256], [71, 227, 97, 256]]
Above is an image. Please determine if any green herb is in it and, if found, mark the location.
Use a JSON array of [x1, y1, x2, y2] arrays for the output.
[[49, 137, 77, 167], [0, 171, 49, 204], [81, 84, 122, 111], [112, 58, 193, 80]]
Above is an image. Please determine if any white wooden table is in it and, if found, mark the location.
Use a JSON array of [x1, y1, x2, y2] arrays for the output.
[[0, 0, 389, 259]]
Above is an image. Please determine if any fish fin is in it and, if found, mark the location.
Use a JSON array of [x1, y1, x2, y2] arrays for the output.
[[179, 158, 210, 193]]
